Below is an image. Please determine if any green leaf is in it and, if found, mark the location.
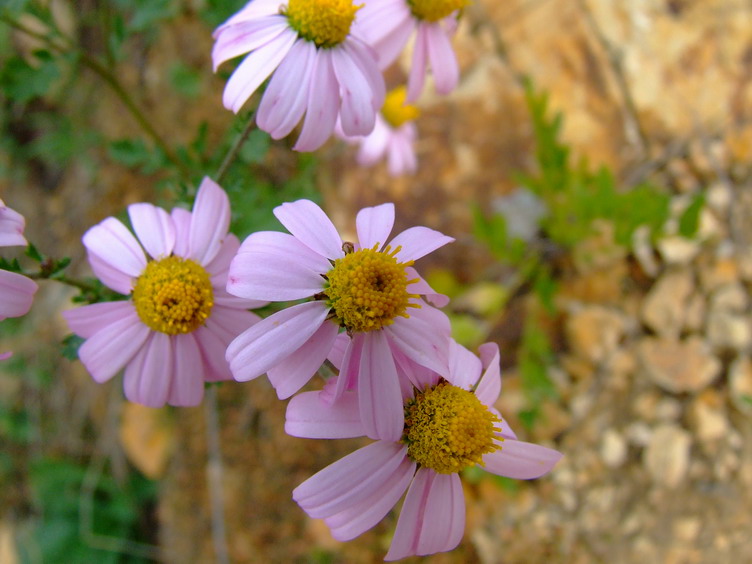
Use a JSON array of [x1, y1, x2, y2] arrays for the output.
[[0, 53, 60, 104], [678, 192, 705, 238], [61, 334, 84, 361]]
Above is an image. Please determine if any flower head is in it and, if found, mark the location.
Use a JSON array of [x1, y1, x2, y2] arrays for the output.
[[0, 200, 38, 324], [354, 0, 466, 102], [287, 340, 562, 560], [340, 85, 419, 175], [226, 199, 453, 439], [63, 178, 267, 407], [212, 0, 386, 151]]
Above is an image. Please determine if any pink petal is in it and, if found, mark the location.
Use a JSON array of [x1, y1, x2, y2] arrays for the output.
[[386, 303, 450, 377], [356, 117, 390, 165], [293, 441, 411, 519], [482, 440, 562, 479], [293, 49, 340, 151], [358, 331, 404, 441], [327, 333, 362, 403], [356, 202, 394, 251], [226, 301, 330, 382], [213, 0, 283, 35], [205, 233, 240, 287], [354, 1, 413, 69], [406, 24, 429, 102], [326, 454, 414, 541], [64, 301, 135, 339], [123, 332, 171, 407], [87, 252, 133, 295], [171, 208, 191, 257], [327, 332, 350, 370], [387, 124, 418, 176], [425, 22, 459, 95], [223, 28, 298, 113], [273, 200, 344, 260], [405, 266, 449, 307], [391, 343, 440, 393], [285, 390, 364, 439], [343, 37, 386, 109], [389, 226, 454, 262], [267, 320, 338, 398], [194, 325, 233, 382], [0, 201, 27, 247], [188, 177, 230, 265], [475, 342, 501, 406], [386, 469, 465, 560], [0, 352, 11, 361], [83, 217, 146, 279], [0, 270, 37, 319], [212, 15, 289, 70], [204, 304, 259, 344], [227, 230, 330, 301], [128, 202, 175, 260], [257, 38, 316, 139], [78, 310, 149, 383], [331, 46, 377, 137], [446, 339, 482, 391], [167, 333, 205, 406]]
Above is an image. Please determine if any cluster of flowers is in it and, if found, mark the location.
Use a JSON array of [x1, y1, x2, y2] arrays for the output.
[[55, 178, 561, 559], [1, 1, 563, 559], [212, 0, 468, 175]]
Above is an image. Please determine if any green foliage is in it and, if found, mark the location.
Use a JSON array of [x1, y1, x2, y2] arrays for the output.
[[168, 62, 202, 98], [0, 52, 60, 104], [678, 192, 705, 238]]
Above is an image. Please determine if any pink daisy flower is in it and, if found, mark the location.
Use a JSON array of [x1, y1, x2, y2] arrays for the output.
[[212, 0, 386, 151], [63, 178, 267, 407], [287, 340, 562, 560], [226, 199, 453, 439], [355, 0, 465, 102], [0, 199, 38, 323], [340, 85, 419, 176]]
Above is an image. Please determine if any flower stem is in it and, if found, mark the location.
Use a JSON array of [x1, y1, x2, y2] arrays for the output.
[[215, 112, 256, 184]]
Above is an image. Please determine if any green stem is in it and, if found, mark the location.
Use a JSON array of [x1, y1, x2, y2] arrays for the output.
[[215, 113, 256, 184]]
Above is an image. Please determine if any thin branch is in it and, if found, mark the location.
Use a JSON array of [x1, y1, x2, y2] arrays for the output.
[[215, 112, 256, 184]]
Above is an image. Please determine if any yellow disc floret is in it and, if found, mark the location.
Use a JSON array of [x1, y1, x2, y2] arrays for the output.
[[381, 86, 420, 128], [324, 244, 418, 333], [284, 0, 361, 48], [132, 256, 214, 335], [403, 381, 501, 474], [407, 0, 468, 22]]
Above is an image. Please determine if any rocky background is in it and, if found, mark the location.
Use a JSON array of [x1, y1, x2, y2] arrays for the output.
[[3, 0, 752, 562]]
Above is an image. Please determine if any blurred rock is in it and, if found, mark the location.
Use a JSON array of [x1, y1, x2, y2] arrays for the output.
[[637, 336, 721, 394], [657, 236, 701, 265], [706, 311, 752, 352], [565, 305, 625, 365], [640, 268, 694, 338], [689, 390, 728, 443], [729, 355, 752, 415], [643, 424, 691, 488], [600, 429, 628, 468], [710, 283, 748, 312]]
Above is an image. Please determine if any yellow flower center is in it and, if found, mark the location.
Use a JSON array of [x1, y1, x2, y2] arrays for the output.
[[324, 244, 418, 333], [132, 256, 214, 335], [403, 381, 501, 474], [381, 86, 420, 128], [407, 0, 468, 22], [284, 0, 361, 48]]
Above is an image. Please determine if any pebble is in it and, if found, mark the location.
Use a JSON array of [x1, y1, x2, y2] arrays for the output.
[[640, 268, 693, 338], [600, 429, 628, 468], [705, 310, 752, 352], [643, 424, 691, 488], [637, 336, 721, 394], [729, 355, 752, 415]]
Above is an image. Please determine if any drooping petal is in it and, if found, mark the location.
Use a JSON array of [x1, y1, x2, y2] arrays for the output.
[[227, 230, 331, 301], [386, 303, 450, 377], [167, 332, 205, 406], [293, 48, 340, 151], [332, 45, 377, 137], [326, 454, 414, 541], [64, 301, 135, 339], [425, 21, 459, 95], [78, 310, 149, 383], [127, 203, 176, 260], [406, 23, 429, 102], [267, 320, 338, 398], [257, 38, 317, 139], [0, 270, 37, 320], [226, 301, 330, 382], [87, 252, 133, 295], [356, 202, 394, 251], [389, 226, 454, 263], [188, 177, 230, 266], [212, 15, 289, 70], [83, 217, 147, 280], [293, 441, 411, 519], [327, 333, 362, 403], [405, 266, 449, 307], [483, 440, 562, 480], [386, 469, 465, 560], [273, 200, 344, 260], [475, 342, 501, 406], [446, 339, 482, 391], [285, 390, 364, 439], [123, 332, 172, 407], [358, 331, 403, 442], [343, 37, 386, 109], [222, 29, 298, 113]]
